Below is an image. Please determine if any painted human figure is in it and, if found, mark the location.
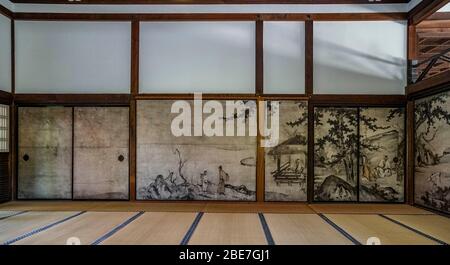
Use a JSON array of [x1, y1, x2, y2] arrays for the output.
[[293, 159, 301, 173], [377, 155, 391, 178], [361, 155, 373, 182], [200, 170, 209, 193], [217, 166, 230, 195]]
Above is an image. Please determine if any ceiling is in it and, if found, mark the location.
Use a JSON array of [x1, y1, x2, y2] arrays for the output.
[[416, 12, 450, 79], [9, 0, 411, 4]]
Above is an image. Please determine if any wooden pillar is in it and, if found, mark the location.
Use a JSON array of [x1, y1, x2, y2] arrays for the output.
[[305, 20, 314, 96], [129, 19, 139, 201], [255, 19, 265, 202], [406, 100, 415, 205]]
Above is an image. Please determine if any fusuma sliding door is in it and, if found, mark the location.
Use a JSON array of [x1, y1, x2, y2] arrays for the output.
[[359, 107, 405, 202], [18, 107, 73, 199], [73, 107, 129, 200], [136, 100, 257, 201], [414, 90, 450, 214], [313, 107, 405, 202], [264, 101, 308, 201], [313, 107, 358, 202]]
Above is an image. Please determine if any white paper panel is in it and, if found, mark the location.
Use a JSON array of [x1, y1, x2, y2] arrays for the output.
[[0, 14, 11, 92], [264, 22, 305, 94], [15, 21, 131, 93], [314, 21, 407, 94], [140, 22, 255, 93]]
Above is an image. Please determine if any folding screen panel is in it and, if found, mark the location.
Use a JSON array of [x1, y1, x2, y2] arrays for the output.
[[139, 22, 255, 93], [137, 100, 257, 201], [415, 90, 450, 214], [264, 101, 308, 201], [73, 107, 129, 200], [359, 108, 405, 202], [18, 107, 73, 199], [314, 107, 358, 202]]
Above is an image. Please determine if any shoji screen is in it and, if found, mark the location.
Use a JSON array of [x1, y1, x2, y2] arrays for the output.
[[0, 14, 11, 92], [15, 21, 131, 93], [140, 22, 255, 93], [264, 22, 305, 94], [314, 21, 407, 94], [0, 105, 8, 202]]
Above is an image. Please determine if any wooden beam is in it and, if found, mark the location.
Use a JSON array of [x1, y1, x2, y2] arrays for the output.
[[427, 11, 450, 20], [305, 20, 313, 96], [406, 69, 450, 96], [11, 21, 15, 95], [9, 0, 410, 4], [0, 91, 13, 105], [129, 100, 136, 201], [256, 97, 264, 202], [13, 12, 408, 22], [131, 20, 139, 96], [310, 94, 407, 106], [129, 20, 139, 201], [417, 20, 450, 29], [406, 100, 415, 205], [255, 19, 263, 95], [135, 94, 258, 100], [409, 0, 450, 25], [13, 94, 131, 105], [307, 101, 314, 203], [408, 24, 418, 60], [0, 3, 13, 19]]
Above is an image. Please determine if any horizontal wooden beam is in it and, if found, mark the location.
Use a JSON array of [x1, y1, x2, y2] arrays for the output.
[[417, 20, 450, 29], [409, 0, 450, 25], [14, 94, 131, 105], [406, 69, 450, 97], [310, 94, 407, 106], [13, 12, 407, 21], [9, 0, 410, 4], [0, 3, 13, 19], [0, 91, 13, 105], [135, 93, 258, 100], [427, 11, 450, 21]]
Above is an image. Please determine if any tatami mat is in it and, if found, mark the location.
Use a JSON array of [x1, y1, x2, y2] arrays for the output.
[[14, 212, 136, 245], [189, 213, 267, 245], [0, 211, 21, 219], [101, 212, 197, 245], [385, 214, 450, 244], [0, 211, 79, 244], [310, 204, 433, 215], [325, 214, 438, 245], [264, 214, 353, 245]]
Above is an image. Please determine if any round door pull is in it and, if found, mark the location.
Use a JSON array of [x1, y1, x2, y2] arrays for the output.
[[23, 154, 30, 161], [118, 155, 125, 162]]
